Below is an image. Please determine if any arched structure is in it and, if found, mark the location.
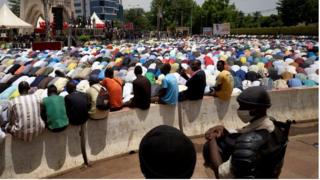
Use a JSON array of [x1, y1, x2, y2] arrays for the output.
[[20, 0, 74, 33]]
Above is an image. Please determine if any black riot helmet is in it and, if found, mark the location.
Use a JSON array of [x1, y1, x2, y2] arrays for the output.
[[237, 86, 271, 108]]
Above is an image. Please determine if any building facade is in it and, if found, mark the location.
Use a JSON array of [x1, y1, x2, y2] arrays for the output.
[[8, 0, 21, 17], [74, 0, 123, 22], [74, 0, 91, 19]]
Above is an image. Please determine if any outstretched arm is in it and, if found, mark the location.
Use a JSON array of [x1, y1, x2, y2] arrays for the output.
[[208, 138, 223, 178]]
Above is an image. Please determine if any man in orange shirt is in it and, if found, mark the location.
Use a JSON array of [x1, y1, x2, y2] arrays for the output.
[[101, 68, 123, 112]]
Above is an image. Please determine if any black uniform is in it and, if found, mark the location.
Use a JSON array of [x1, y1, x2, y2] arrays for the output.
[[204, 118, 291, 178]]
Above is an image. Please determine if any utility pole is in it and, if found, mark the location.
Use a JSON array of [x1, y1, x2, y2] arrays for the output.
[[68, 17, 72, 49], [43, 0, 50, 41], [157, 5, 162, 40], [157, 6, 159, 39], [206, 11, 208, 27], [190, 5, 193, 35], [82, 0, 87, 28], [200, 15, 202, 34], [181, 11, 183, 26]]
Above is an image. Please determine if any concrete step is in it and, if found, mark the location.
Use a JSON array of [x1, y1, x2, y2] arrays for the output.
[[53, 123, 318, 179], [289, 119, 318, 136]]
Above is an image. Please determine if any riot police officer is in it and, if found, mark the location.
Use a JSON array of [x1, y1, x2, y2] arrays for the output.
[[203, 86, 291, 178]]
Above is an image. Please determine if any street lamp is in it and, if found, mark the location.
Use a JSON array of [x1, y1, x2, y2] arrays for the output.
[[82, 0, 86, 28], [68, 17, 73, 49], [43, 0, 50, 41], [157, 5, 162, 40], [190, 8, 192, 35]]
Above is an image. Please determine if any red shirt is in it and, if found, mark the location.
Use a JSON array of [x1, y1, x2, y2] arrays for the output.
[[204, 56, 214, 67]]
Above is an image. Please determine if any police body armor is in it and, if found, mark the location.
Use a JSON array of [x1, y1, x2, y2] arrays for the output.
[[217, 118, 292, 178]]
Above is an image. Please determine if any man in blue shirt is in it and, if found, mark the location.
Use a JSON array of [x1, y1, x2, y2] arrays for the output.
[[159, 64, 179, 105]]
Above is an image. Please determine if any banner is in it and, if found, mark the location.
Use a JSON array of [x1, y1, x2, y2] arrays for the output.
[[213, 23, 230, 35], [203, 27, 213, 36], [123, 23, 134, 31]]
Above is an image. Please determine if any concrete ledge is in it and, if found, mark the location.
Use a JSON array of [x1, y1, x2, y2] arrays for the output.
[[0, 87, 318, 178], [0, 126, 84, 178], [181, 87, 319, 137]]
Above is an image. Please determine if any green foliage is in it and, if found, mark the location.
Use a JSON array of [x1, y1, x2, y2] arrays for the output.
[[231, 25, 319, 36], [78, 35, 91, 42], [190, 4, 203, 34], [150, 0, 196, 30], [124, 8, 152, 31], [201, 0, 238, 25], [147, 0, 280, 33], [112, 20, 122, 28], [260, 15, 283, 27], [122, 0, 319, 34], [277, 0, 319, 26], [8, 0, 20, 17]]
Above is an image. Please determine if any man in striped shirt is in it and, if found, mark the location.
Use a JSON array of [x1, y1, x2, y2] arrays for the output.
[[5, 81, 45, 141]]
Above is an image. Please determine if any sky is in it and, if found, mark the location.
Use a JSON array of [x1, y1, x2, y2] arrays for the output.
[[123, 0, 278, 15], [0, 0, 278, 15], [0, 0, 6, 6]]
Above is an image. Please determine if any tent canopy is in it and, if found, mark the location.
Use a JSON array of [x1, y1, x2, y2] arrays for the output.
[[0, 3, 33, 28], [91, 12, 105, 25]]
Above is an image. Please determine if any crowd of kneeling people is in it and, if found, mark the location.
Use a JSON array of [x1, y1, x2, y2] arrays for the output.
[[0, 58, 293, 178], [0, 59, 236, 137]]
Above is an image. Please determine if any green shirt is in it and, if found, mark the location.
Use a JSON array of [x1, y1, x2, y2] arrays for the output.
[[43, 95, 69, 130], [145, 72, 156, 85]]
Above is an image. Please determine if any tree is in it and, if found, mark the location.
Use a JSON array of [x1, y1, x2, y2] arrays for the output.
[[277, 0, 318, 26], [124, 8, 152, 31], [301, 0, 318, 25], [253, 11, 262, 27], [128, 0, 318, 34], [8, 0, 20, 17], [260, 15, 283, 27], [201, 0, 238, 26], [191, 4, 204, 34], [150, 0, 195, 31], [234, 11, 245, 28]]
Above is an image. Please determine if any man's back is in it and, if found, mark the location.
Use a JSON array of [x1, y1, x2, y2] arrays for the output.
[[186, 70, 206, 100], [302, 79, 317, 87], [87, 84, 109, 120], [133, 75, 151, 109], [65, 92, 89, 125], [6, 94, 45, 141], [102, 77, 123, 109], [43, 95, 69, 130], [161, 74, 179, 105], [215, 70, 234, 101], [273, 79, 288, 89], [288, 78, 302, 87]]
